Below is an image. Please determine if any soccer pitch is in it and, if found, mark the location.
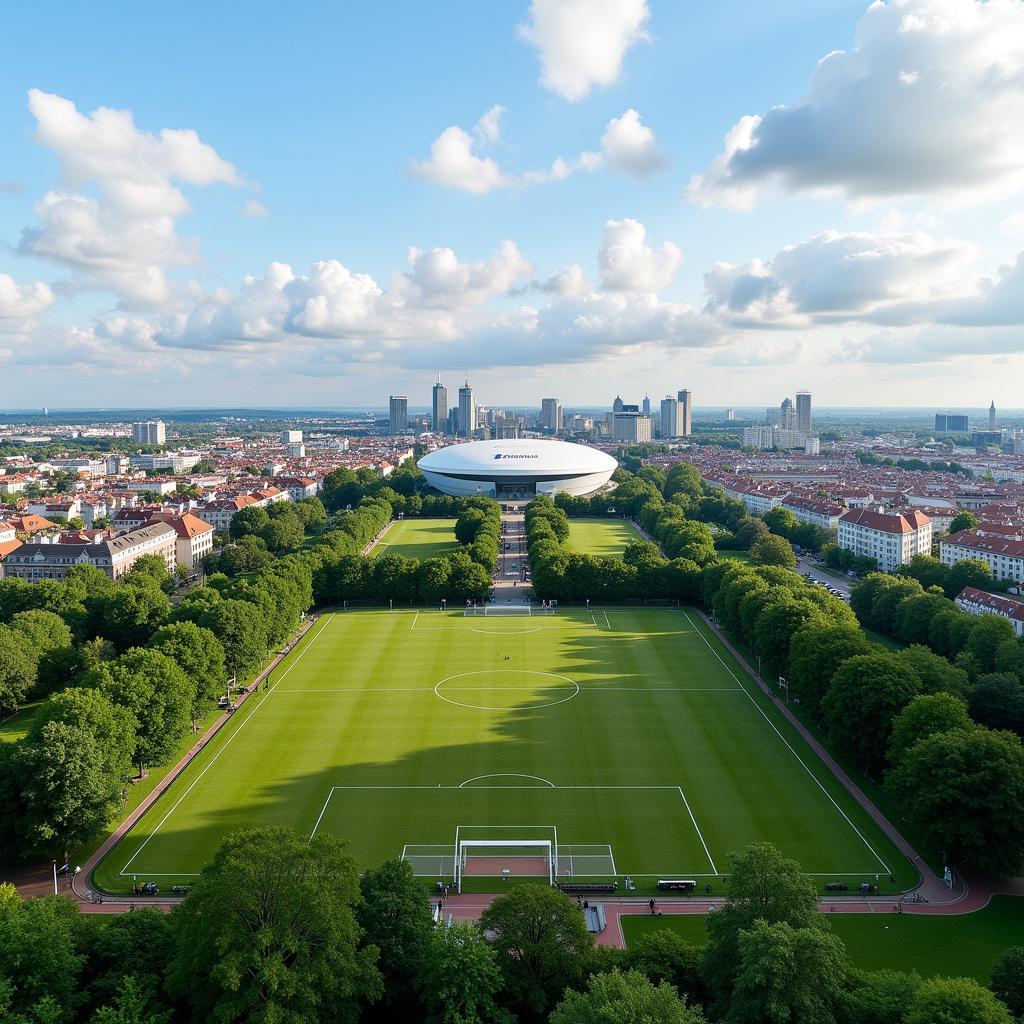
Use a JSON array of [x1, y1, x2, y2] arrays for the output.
[[567, 518, 643, 557], [94, 608, 913, 894], [370, 518, 458, 560]]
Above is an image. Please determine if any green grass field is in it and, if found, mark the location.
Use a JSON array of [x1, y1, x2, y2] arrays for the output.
[[0, 702, 42, 743], [567, 518, 642, 557], [621, 896, 1024, 982], [94, 607, 914, 895], [370, 518, 458, 560]]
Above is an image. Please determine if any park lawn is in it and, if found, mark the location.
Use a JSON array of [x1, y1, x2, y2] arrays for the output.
[[0, 702, 43, 743], [94, 607, 914, 896], [370, 518, 458, 561], [567, 518, 643, 558], [718, 551, 752, 564], [621, 896, 1024, 982]]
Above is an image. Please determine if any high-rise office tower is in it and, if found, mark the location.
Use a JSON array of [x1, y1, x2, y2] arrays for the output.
[[389, 395, 408, 434], [458, 381, 476, 438], [613, 395, 624, 413], [780, 397, 795, 430], [796, 390, 812, 435], [677, 390, 692, 436], [642, 395, 651, 417], [132, 419, 166, 445], [660, 397, 680, 438], [432, 378, 447, 433], [541, 398, 562, 432], [990, 400, 997, 430]]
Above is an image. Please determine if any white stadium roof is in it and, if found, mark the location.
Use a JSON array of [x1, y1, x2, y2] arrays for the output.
[[417, 439, 617, 498]]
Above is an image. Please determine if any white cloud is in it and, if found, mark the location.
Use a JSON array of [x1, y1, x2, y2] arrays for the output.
[[598, 218, 682, 292], [689, 0, 1024, 207], [998, 211, 1024, 236], [0, 273, 55, 320], [18, 90, 243, 307], [518, 0, 651, 102], [241, 199, 270, 219], [473, 105, 505, 144], [600, 108, 668, 177]]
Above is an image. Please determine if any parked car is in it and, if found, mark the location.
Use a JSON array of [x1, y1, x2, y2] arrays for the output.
[[824, 881, 848, 891]]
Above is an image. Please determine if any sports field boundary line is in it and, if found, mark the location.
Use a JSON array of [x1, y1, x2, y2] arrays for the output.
[[676, 786, 717, 874], [116, 613, 337, 877], [681, 609, 892, 875]]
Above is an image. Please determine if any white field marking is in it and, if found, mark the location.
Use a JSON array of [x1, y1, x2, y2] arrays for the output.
[[470, 626, 543, 635], [677, 786, 717, 874], [119, 872, 201, 876], [411, 611, 419, 630], [590, 611, 598, 626], [119, 614, 336, 876], [459, 773, 555, 788], [681, 609, 892, 874], [604, 610, 611, 629], [309, 788, 337, 841], [434, 669, 579, 711]]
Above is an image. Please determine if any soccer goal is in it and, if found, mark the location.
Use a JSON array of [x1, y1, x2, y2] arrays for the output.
[[455, 838, 555, 891], [465, 605, 534, 616]]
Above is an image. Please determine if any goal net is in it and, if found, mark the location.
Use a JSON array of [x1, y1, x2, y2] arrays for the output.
[[401, 845, 457, 879], [465, 605, 533, 616], [456, 839, 554, 891]]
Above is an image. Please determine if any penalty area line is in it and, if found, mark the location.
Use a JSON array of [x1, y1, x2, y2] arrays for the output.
[[677, 786, 717, 875]]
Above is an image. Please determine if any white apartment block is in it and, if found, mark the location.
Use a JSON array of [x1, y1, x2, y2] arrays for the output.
[[723, 481, 784, 515], [743, 426, 774, 450], [955, 586, 1024, 637], [940, 530, 1024, 584], [837, 508, 932, 572]]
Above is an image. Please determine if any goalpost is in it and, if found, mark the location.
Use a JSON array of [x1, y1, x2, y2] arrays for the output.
[[465, 605, 535, 616], [455, 838, 555, 891]]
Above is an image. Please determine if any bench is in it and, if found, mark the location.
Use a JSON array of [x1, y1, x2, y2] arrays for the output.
[[657, 879, 697, 892], [557, 882, 618, 895]]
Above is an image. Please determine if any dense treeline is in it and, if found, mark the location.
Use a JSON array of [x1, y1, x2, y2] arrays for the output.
[[3, 831, 1020, 1024]]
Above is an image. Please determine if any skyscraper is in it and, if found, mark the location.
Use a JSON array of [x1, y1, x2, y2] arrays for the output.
[[642, 395, 651, 416], [796, 390, 812, 435], [432, 378, 448, 433], [458, 380, 476, 438], [541, 398, 562, 432], [613, 395, 624, 413], [132, 419, 166, 445], [780, 397, 795, 430], [677, 390, 692, 436], [388, 395, 408, 434], [660, 396, 680, 438], [990, 400, 997, 430]]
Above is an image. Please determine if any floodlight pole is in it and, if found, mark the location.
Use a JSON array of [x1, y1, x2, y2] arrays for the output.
[[52, 860, 58, 895]]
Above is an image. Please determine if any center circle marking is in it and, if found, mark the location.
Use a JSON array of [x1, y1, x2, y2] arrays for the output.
[[433, 669, 580, 711]]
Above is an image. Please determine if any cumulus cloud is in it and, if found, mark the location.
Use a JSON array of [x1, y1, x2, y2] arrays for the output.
[[598, 218, 682, 292], [241, 199, 270, 218], [18, 90, 243, 307], [688, 0, 1024, 207], [600, 108, 668, 177], [0, 273, 56, 321], [703, 230, 972, 326], [518, 0, 651, 101]]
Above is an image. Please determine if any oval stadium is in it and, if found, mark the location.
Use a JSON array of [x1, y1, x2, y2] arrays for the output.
[[417, 438, 617, 499]]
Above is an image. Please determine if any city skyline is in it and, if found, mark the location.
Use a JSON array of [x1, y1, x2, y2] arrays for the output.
[[2, 1, 1024, 408]]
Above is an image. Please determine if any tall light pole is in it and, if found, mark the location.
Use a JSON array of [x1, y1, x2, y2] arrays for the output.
[[52, 859, 58, 895]]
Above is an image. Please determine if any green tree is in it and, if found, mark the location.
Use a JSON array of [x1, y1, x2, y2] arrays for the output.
[[840, 968, 923, 1024], [218, 535, 273, 576], [549, 968, 704, 1024], [89, 976, 170, 1024], [0, 887, 84, 1022], [787, 622, 873, 717], [990, 946, 1024, 1018], [949, 511, 979, 534], [943, 558, 994, 599], [886, 727, 1024, 875], [906, 976, 1014, 1024], [0, 624, 38, 714], [896, 554, 949, 592], [148, 620, 227, 725], [358, 859, 433, 1016], [624, 928, 705, 1006], [822, 653, 922, 773], [887, 693, 974, 766], [416, 923, 513, 1024], [969, 673, 1024, 736], [479, 882, 593, 1022], [966, 616, 1018, 674], [728, 918, 847, 1024], [259, 512, 306, 553], [897, 645, 969, 698], [702, 843, 822, 1015], [750, 534, 797, 568], [168, 827, 381, 1024], [229, 505, 271, 540], [97, 581, 171, 651]]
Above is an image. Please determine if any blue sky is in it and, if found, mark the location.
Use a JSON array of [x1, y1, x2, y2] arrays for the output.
[[1, 0, 1023, 410]]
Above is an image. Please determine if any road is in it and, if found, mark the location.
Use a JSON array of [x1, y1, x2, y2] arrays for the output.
[[795, 554, 852, 597]]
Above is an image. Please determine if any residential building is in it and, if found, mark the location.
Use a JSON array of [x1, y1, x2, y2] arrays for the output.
[[935, 413, 969, 433], [955, 586, 1024, 637], [458, 381, 476, 438], [611, 407, 653, 443], [743, 426, 775, 450], [432, 379, 448, 433], [275, 476, 319, 501], [677, 389, 693, 436], [2, 522, 177, 582], [940, 530, 1024, 583], [540, 398, 563, 432], [780, 494, 844, 530], [660, 397, 681, 438], [804, 437, 821, 455], [281, 430, 303, 444], [837, 508, 932, 572], [148, 512, 215, 569], [389, 396, 408, 435], [132, 419, 166, 445]]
